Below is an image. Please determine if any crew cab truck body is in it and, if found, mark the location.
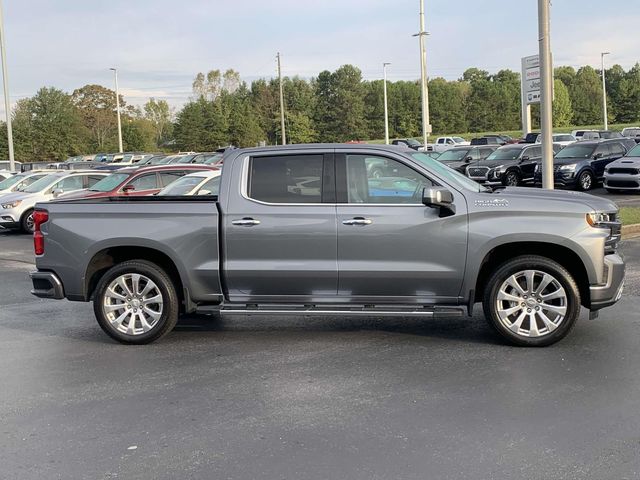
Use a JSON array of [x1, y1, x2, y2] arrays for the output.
[[31, 144, 625, 347]]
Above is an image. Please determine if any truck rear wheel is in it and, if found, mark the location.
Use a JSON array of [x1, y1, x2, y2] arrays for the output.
[[482, 255, 581, 347], [93, 260, 179, 344]]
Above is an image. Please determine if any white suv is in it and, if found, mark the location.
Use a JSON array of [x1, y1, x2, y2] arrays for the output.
[[0, 170, 108, 233], [0, 171, 55, 198]]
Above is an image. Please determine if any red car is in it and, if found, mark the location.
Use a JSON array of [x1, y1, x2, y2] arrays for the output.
[[60, 165, 219, 199]]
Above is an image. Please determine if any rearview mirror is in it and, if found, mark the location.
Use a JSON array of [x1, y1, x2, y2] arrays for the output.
[[52, 188, 64, 198], [593, 153, 603, 159], [521, 156, 530, 162], [197, 189, 212, 196], [465, 156, 473, 162], [422, 187, 455, 216], [122, 184, 135, 193]]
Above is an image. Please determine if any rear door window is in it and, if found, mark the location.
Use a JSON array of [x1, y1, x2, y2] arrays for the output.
[[248, 155, 324, 204], [159, 171, 186, 187]]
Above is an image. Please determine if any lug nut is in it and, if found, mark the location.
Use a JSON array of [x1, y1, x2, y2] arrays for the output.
[[537, 298, 542, 303], [521, 302, 526, 307], [535, 307, 540, 311], [527, 308, 532, 313]]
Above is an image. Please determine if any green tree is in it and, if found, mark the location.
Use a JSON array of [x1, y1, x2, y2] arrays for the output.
[[554, 66, 576, 89], [613, 63, 640, 123], [144, 98, 172, 145], [552, 79, 573, 127], [569, 66, 603, 125], [72, 84, 123, 150]]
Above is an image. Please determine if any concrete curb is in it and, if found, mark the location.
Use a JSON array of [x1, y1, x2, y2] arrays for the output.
[[622, 223, 640, 240]]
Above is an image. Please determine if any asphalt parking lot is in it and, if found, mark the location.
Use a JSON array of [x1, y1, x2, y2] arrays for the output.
[[1, 229, 640, 479]]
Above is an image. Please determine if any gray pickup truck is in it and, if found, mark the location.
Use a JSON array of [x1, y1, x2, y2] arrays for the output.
[[30, 144, 625, 347]]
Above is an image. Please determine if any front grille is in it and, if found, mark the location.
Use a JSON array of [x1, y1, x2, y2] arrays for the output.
[[608, 168, 639, 175], [467, 166, 489, 178], [553, 165, 561, 172], [605, 219, 622, 255], [607, 179, 639, 188]]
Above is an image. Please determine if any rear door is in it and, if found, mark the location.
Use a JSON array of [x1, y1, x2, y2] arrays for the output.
[[592, 143, 612, 177], [223, 151, 338, 300], [335, 151, 467, 302]]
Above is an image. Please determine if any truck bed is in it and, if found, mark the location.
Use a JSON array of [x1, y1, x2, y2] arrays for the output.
[[35, 196, 223, 305]]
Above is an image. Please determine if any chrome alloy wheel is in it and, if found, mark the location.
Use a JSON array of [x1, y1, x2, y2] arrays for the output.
[[102, 273, 163, 336], [580, 172, 593, 190], [496, 270, 567, 338], [25, 212, 34, 232]]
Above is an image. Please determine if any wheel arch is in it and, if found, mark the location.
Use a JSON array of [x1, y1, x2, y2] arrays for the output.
[[473, 241, 591, 308], [85, 245, 186, 309]]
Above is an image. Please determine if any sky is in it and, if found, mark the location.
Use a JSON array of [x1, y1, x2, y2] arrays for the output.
[[1, 0, 638, 115]]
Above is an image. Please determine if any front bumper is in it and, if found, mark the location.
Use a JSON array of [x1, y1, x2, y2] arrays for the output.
[[534, 170, 580, 188], [590, 253, 625, 311], [30, 270, 65, 299], [0, 210, 19, 228], [604, 174, 640, 190]]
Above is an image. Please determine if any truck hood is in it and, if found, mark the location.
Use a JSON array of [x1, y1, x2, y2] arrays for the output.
[[494, 186, 617, 212]]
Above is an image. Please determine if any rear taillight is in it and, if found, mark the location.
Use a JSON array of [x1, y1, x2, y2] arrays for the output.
[[33, 210, 48, 256]]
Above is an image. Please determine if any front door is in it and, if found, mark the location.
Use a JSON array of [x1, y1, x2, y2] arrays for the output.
[[520, 146, 542, 181], [335, 152, 467, 303], [223, 151, 338, 301]]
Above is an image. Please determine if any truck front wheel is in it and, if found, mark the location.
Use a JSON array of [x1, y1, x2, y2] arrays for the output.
[[93, 260, 179, 344], [483, 255, 581, 347]]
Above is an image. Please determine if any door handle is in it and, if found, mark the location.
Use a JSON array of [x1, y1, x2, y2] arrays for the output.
[[232, 218, 261, 226], [342, 217, 373, 226]]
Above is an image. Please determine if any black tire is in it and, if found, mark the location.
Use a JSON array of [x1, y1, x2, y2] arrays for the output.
[[577, 170, 595, 191], [93, 260, 179, 344], [482, 255, 581, 347], [503, 170, 520, 187], [20, 208, 34, 234]]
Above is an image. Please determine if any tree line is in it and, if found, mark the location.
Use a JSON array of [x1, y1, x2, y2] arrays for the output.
[[1, 63, 639, 161]]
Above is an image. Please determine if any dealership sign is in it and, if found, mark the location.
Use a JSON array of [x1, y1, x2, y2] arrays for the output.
[[522, 55, 541, 104]]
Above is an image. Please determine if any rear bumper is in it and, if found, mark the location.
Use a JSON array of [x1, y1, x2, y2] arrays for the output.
[[30, 270, 65, 299], [590, 253, 625, 311]]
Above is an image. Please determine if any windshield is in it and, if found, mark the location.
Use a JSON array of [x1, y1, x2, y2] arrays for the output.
[[0, 174, 23, 190], [158, 175, 207, 195], [626, 144, 640, 157], [406, 139, 422, 147], [410, 152, 489, 193], [203, 154, 223, 164], [452, 137, 466, 144], [89, 173, 129, 192], [23, 174, 62, 193], [486, 148, 522, 161], [175, 155, 197, 164], [122, 154, 133, 163], [555, 144, 596, 159], [437, 149, 468, 162]]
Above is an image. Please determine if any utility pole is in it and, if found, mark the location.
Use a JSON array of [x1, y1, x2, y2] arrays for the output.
[[601, 51, 610, 131], [538, 0, 554, 190], [0, 0, 14, 172], [383, 62, 391, 145], [110, 68, 123, 153], [277, 52, 286, 145], [413, 0, 430, 147]]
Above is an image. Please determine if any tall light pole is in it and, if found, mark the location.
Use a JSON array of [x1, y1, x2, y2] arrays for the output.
[[383, 62, 391, 145], [110, 68, 123, 153], [538, 0, 554, 190], [413, 0, 430, 147], [0, 0, 15, 172], [277, 52, 286, 145], [601, 51, 610, 131]]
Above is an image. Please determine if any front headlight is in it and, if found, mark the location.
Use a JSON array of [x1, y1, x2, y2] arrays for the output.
[[586, 212, 615, 227], [1, 200, 21, 209], [559, 164, 577, 172]]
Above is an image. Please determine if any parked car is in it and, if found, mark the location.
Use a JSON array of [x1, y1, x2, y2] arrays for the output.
[[202, 153, 224, 166], [604, 143, 640, 192], [58, 164, 219, 200], [534, 139, 629, 190], [0, 171, 54, 197], [535, 133, 576, 147], [520, 132, 541, 144], [621, 127, 640, 142], [435, 146, 498, 174], [391, 139, 424, 151], [156, 170, 222, 196], [0, 170, 13, 181], [0, 170, 108, 232], [470, 137, 504, 146], [135, 155, 167, 166], [571, 129, 596, 141], [0, 160, 22, 171], [484, 134, 518, 145], [425, 136, 470, 153], [466, 144, 560, 186], [31, 144, 624, 347]]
